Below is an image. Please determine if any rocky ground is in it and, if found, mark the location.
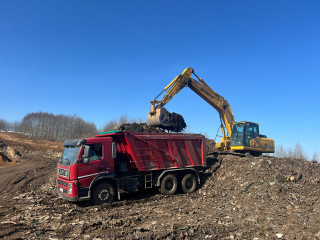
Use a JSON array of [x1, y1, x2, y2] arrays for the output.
[[0, 132, 319, 239]]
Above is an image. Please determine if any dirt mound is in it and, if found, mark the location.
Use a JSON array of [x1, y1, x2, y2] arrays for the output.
[[200, 155, 320, 239], [206, 138, 216, 154], [0, 152, 12, 165], [0, 141, 22, 166]]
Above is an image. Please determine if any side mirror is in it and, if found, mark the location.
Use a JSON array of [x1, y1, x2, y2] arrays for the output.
[[82, 145, 91, 164], [112, 142, 117, 159]]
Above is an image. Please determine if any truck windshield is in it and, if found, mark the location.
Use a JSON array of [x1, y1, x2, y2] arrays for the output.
[[60, 146, 81, 165]]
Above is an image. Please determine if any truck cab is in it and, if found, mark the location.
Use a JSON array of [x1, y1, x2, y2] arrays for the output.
[[57, 137, 116, 202]]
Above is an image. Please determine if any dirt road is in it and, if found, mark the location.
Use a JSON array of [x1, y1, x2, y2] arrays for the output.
[[0, 132, 319, 239]]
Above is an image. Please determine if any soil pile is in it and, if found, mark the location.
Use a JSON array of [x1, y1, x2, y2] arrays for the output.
[[167, 112, 187, 132], [117, 112, 186, 133], [0, 140, 22, 166], [0, 132, 319, 239], [116, 123, 164, 133], [206, 138, 216, 154], [0, 152, 12, 165]]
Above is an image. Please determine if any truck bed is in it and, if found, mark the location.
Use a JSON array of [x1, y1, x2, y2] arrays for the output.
[[97, 131, 206, 171]]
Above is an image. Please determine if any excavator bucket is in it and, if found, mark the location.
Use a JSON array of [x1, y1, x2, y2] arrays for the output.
[[147, 107, 172, 127]]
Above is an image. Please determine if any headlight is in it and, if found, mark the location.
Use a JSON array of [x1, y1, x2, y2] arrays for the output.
[[68, 183, 72, 194]]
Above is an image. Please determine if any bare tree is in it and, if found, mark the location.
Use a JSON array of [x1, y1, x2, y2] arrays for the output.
[[19, 112, 97, 141], [311, 152, 319, 162], [101, 120, 118, 132], [293, 143, 306, 160], [275, 144, 286, 158], [0, 119, 7, 131], [101, 114, 144, 132], [119, 114, 129, 124]]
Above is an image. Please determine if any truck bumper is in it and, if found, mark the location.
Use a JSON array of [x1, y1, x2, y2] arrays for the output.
[[57, 177, 90, 202], [57, 190, 90, 202], [57, 191, 81, 202]]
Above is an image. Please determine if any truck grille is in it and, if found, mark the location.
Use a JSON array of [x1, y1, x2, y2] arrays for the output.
[[57, 168, 69, 178], [57, 179, 68, 187]]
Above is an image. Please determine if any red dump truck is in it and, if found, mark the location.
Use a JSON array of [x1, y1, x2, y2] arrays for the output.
[[56, 130, 206, 204]]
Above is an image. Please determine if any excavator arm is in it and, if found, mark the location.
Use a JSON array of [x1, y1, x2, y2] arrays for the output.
[[148, 67, 235, 147]]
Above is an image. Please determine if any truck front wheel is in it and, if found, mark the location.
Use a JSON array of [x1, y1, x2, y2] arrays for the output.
[[181, 173, 197, 193], [91, 182, 115, 205], [160, 174, 178, 195]]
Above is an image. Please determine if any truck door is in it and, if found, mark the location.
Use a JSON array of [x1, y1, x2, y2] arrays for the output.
[[77, 143, 105, 188]]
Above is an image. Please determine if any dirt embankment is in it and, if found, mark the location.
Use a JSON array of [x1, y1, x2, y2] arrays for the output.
[[0, 132, 319, 239]]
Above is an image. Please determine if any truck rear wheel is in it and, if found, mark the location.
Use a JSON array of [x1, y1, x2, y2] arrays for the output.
[[160, 174, 178, 195], [91, 182, 115, 205], [181, 173, 197, 193]]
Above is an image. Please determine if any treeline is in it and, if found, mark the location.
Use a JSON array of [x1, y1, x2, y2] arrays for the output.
[[101, 114, 143, 132], [0, 113, 143, 141], [274, 143, 318, 162], [0, 112, 97, 141]]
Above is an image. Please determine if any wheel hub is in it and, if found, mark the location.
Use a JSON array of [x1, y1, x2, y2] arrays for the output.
[[99, 190, 110, 200], [186, 179, 193, 189], [166, 180, 173, 189]]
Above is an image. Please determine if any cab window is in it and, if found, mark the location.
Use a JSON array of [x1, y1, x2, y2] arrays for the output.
[[245, 123, 254, 146], [253, 124, 259, 138], [88, 144, 102, 161], [231, 123, 244, 146]]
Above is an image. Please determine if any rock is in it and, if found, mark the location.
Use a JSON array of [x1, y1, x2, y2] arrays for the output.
[[276, 233, 283, 238]]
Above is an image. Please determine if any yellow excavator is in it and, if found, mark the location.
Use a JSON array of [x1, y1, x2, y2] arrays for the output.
[[147, 67, 274, 156]]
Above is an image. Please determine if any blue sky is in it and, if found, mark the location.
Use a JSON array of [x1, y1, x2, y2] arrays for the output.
[[1, 1, 319, 158]]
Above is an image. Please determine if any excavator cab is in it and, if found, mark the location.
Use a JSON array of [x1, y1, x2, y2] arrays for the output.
[[231, 121, 274, 155], [231, 122, 258, 147]]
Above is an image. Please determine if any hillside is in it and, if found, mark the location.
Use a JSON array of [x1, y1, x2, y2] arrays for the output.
[[0, 132, 319, 239]]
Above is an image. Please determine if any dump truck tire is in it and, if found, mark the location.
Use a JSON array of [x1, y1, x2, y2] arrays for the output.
[[160, 174, 178, 195], [181, 173, 197, 193], [91, 182, 115, 205]]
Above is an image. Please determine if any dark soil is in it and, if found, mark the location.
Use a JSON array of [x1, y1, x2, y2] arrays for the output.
[[0, 132, 319, 239], [206, 138, 216, 154], [117, 123, 164, 133], [116, 113, 186, 133], [166, 112, 187, 133]]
